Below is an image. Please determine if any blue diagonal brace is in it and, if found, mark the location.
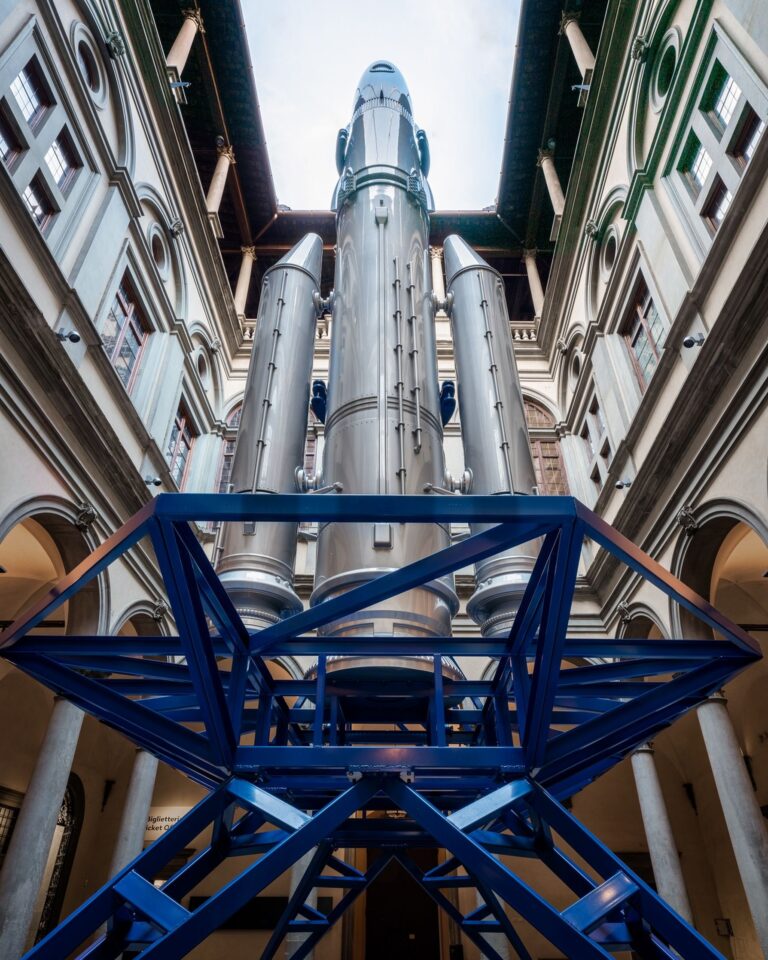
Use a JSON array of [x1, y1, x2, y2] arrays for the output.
[[386, 779, 612, 959], [250, 520, 554, 654], [136, 778, 380, 959], [151, 518, 237, 762], [525, 521, 583, 768], [531, 784, 725, 958]]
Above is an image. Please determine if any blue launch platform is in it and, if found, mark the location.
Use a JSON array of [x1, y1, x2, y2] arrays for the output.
[[0, 494, 759, 959]]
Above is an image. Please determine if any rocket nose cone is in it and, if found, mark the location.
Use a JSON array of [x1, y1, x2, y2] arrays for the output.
[[355, 60, 412, 113], [276, 232, 323, 284], [443, 235, 491, 286]]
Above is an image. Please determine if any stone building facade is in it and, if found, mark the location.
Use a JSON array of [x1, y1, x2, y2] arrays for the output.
[[0, 0, 765, 958]]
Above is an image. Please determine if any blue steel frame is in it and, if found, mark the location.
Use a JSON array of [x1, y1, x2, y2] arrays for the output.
[[0, 493, 759, 959]]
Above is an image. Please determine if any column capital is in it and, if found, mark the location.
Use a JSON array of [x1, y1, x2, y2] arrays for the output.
[[559, 10, 581, 33], [240, 245, 257, 260], [707, 689, 728, 705], [634, 741, 655, 755], [522, 247, 538, 261], [429, 246, 443, 262], [537, 148, 554, 167], [181, 8, 204, 31], [216, 143, 236, 163]]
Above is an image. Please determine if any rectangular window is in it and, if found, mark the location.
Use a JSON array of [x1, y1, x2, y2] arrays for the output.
[[10, 60, 49, 129], [44, 131, 79, 191], [703, 178, 732, 232], [732, 107, 765, 166], [0, 109, 22, 167], [680, 134, 712, 195], [217, 437, 236, 493], [706, 64, 742, 132], [101, 278, 149, 391], [167, 406, 196, 489], [580, 394, 611, 492], [624, 281, 667, 387], [22, 175, 54, 229]]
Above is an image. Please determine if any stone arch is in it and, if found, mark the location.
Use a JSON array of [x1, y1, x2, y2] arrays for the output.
[[0, 496, 108, 636], [187, 323, 222, 418], [557, 325, 586, 417], [72, 0, 136, 174], [112, 601, 169, 637], [670, 500, 768, 639], [586, 184, 629, 324], [135, 183, 186, 318], [617, 602, 669, 640], [626, 0, 683, 177]]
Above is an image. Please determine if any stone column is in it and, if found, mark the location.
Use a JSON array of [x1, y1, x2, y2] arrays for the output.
[[630, 744, 693, 922], [430, 246, 446, 303], [698, 693, 768, 954], [523, 250, 545, 319], [0, 698, 84, 959], [165, 9, 203, 76], [537, 150, 565, 218], [234, 246, 257, 321], [108, 749, 159, 876], [560, 12, 596, 81], [284, 849, 317, 958], [206, 143, 235, 238]]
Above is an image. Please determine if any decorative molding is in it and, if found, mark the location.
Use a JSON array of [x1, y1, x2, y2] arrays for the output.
[[181, 9, 204, 32], [676, 505, 698, 535], [151, 600, 169, 622], [631, 35, 649, 62], [75, 501, 98, 531], [104, 30, 125, 59]]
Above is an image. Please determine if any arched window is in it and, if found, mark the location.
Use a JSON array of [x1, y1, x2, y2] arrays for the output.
[[523, 399, 570, 495], [216, 404, 242, 493]]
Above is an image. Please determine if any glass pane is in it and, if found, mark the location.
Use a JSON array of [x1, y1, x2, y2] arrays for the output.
[[713, 74, 741, 127], [11, 67, 42, 122], [22, 182, 48, 226], [689, 142, 712, 190], [44, 138, 72, 187]]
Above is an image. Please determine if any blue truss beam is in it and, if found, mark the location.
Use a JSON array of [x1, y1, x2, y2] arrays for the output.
[[0, 493, 758, 960]]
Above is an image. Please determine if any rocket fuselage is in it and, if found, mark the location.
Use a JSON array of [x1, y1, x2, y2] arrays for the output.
[[312, 63, 458, 640]]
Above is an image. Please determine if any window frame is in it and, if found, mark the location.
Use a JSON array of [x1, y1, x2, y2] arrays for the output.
[[101, 277, 151, 393], [579, 393, 612, 493], [166, 404, 197, 490], [216, 404, 242, 494], [666, 25, 768, 257], [622, 279, 667, 391], [0, 21, 96, 255], [523, 399, 570, 496]]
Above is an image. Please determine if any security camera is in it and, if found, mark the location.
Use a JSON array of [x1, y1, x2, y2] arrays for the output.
[[56, 328, 81, 343], [683, 333, 705, 348], [615, 478, 633, 490], [144, 476, 162, 487]]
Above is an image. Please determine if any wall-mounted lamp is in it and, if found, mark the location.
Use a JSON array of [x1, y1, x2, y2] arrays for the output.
[[683, 333, 706, 348], [144, 476, 162, 487], [615, 478, 633, 490], [56, 328, 81, 343]]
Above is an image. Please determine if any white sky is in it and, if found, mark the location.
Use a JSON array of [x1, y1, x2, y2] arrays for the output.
[[244, 0, 520, 211]]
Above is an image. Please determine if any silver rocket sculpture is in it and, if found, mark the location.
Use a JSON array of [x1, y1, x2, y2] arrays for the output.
[[310, 61, 459, 676], [216, 62, 538, 679]]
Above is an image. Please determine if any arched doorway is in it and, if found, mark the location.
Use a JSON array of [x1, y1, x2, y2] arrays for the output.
[[0, 507, 101, 950], [33, 773, 85, 943]]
